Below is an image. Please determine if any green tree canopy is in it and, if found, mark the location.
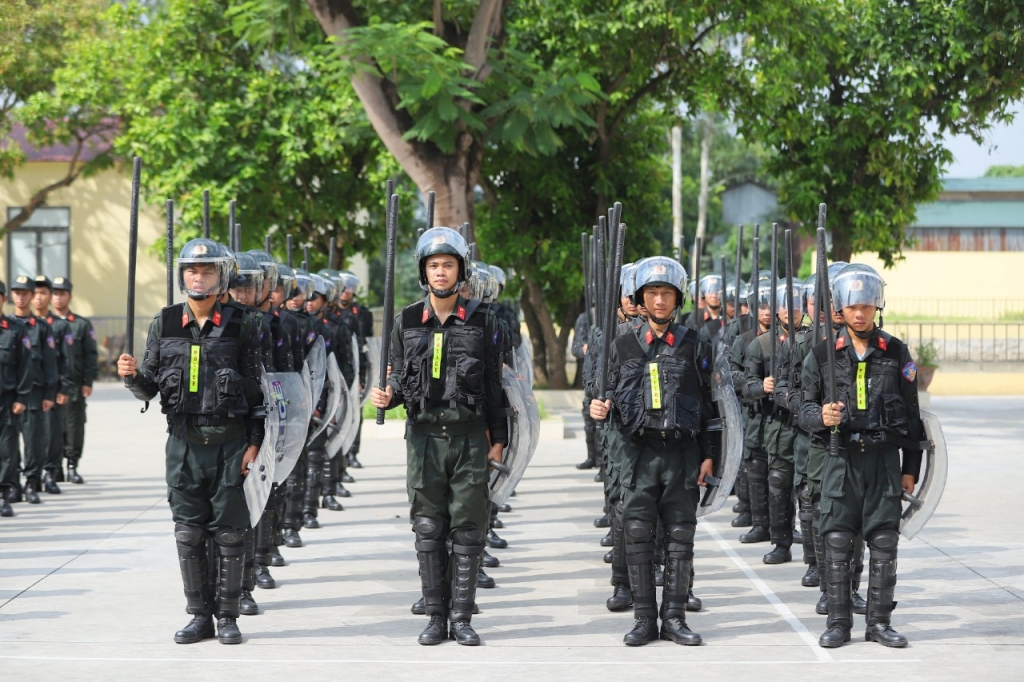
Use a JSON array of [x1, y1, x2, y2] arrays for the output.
[[984, 164, 1024, 178]]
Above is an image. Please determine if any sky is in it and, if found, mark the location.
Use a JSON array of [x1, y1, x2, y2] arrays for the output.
[[941, 103, 1024, 178]]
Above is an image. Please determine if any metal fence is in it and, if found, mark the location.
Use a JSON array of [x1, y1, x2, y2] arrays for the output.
[[888, 321, 1024, 363], [886, 298, 1024, 320]]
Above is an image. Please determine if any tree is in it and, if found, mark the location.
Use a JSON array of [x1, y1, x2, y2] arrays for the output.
[[738, 0, 1024, 264], [44, 0, 395, 267], [985, 164, 1024, 178], [0, 0, 112, 236]]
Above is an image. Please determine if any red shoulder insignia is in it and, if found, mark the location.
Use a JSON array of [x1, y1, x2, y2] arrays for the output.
[[212, 311, 222, 326], [665, 331, 676, 346], [273, 309, 280, 317], [704, 311, 711, 321], [181, 313, 189, 327], [68, 314, 75, 321], [457, 306, 466, 320], [876, 334, 888, 351], [352, 306, 359, 314], [835, 335, 846, 350], [422, 308, 430, 324], [0, 319, 6, 329], [780, 334, 787, 343], [47, 315, 54, 324], [28, 317, 36, 327], [645, 329, 654, 345]]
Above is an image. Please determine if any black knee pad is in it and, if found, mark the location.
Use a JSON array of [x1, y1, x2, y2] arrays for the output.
[[767, 469, 792, 496], [824, 531, 856, 560], [747, 458, 768, 479], [624, 520, 655, 544], [214, 528, 245, 556], [450, 527, 484, 547], [307, 448, 326, 465], [665, 523, 695, 544], [412, 516, 447, 541], [867, 529, 899, 558], [174, 523, 207, 547]]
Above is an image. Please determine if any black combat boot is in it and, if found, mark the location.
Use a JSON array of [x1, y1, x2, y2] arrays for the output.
[[740, 459, 769, 542], [347, 452, 363, 468], [482, 550, 500, 568], [282, 528, 303, 547], [764, 470, 793, 564], [173, 524, 216, 643], [659, 525, 702, 645], [798, 487, 819, 585], [492, 517, 504, 529], [477, 568, 495, 589], [606, 583, 632, 611], [239, 529, 259, 615], [282, 462, 305, 545], [24, 477, 42, 504], [732, 465, 750, 515], [449, 528, 484, 646], [603, 550, 613, 563], [600, 530, 613, 547], [321, 457, 344, 511], [486, 529, 507, 549], [623, 520, 659, 646], [852, 534, 867, 614], [864, 530, 907, 647], [818, 531, 855, 648], [214, 528, 245, 644], [67, 460, 84, 484], [731, 511, 752, 527], [42, 469, 61, 494], [411, 597, 426, 615], [302, 451, 324, 528], [498, 503, 512, 513], [594, 508, 612, 528], [413, 517, 449, 644], [0, 488, 13, 517]]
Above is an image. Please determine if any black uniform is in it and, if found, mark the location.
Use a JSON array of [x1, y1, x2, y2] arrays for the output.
[[573, 311, 600, 469], [605, 320, 714, 645], [56, 309, 98, 478], [0, 314, 33, 506], [800, 326, 923, 645], [384, 295, 508, 635], [42, 310, 77, 485], [15, 312, 58, 496], [127, 301, 265, 632]]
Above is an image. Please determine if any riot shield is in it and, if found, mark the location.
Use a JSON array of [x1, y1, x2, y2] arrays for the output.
[[325, 381, 353, 459], [697, 351, 745, 517], [304, 336, 327, 407], [267, 371, 314, 484], [308, 352, 343, 444], [362, 337, 381, 404], [243, 431, 276, 528], [514, 339, 533, 390], [488, 366, 540, 505], [900, 409, 947, 539]]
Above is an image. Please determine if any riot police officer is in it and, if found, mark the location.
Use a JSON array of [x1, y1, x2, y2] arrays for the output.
[[590, 257, 715, 647], [32, 275, 76, 491], [10, 275, 58, 504], [0, 281, 32, 515], [800, 263, 923, 649], [337, 270, 372, 470], [117, 238, 266, 645], [370, 226, 507, 647], [50, 277, 98, 484]]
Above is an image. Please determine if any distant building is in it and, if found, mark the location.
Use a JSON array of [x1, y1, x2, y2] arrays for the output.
[[721, 181, 780, 226]]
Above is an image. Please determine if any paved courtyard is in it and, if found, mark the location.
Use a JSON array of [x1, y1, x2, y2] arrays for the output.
[[1, 386, 1022, 681]]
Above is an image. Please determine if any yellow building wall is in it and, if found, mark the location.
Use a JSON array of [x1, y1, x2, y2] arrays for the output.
[[0, 162, 167, 319], [852, 251, 1024, 318]]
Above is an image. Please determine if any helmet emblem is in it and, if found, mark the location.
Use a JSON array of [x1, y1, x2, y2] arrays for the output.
[[652, 264, 667, 275], [850, 279, 864, 291], [193, 244, 208, 255]]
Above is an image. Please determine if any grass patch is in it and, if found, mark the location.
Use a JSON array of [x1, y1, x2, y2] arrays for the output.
[[362, 401, 407, 420], [536, 398, 550, 420]]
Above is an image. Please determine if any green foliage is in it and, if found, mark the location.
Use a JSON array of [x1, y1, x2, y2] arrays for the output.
[[915, 341, 940, 368], [738, 0, 1024, 265], [363, 401, 407, 421], [984, 165, 1024, 178]]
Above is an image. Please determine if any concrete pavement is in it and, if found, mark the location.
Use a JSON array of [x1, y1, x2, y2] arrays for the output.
[[1, 386, 1022, 681]]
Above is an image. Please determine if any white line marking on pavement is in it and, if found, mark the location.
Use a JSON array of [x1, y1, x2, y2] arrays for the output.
[[0, 656, 921, 665], [700, 518, 834, 662]]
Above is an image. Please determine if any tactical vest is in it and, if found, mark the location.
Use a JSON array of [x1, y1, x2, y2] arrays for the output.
[[0, 318, 21, 393], [156, 304, 248, 418], [810, 330, 910, 441], [613, 325, 704, 438], [399, 300, 488, 410]]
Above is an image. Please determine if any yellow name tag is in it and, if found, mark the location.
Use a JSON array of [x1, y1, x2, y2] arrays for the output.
[[189, 345, 200, 393], [856, 361, 866, 410], [649, 362, 662, 410], [432, 332, 443, 379]]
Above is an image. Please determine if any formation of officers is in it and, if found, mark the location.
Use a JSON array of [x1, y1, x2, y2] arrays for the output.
[[117, 225, 522, 647], [0, 274, 98, 517], [574, 250, 924, 648]]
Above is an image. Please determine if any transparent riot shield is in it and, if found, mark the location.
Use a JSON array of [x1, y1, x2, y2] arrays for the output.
[[900, 409, 947, 539], [362, 337, 381, 405], [488, 366, 540, 506], [697, 352, 745, 517], [514, 339, 533, 390], [308, 352, 343, 444], [304, 336, 327, 407], [266, 371, 314, 484]]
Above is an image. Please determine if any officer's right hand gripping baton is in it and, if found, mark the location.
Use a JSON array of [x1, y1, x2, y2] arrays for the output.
[[817, 205, 840, 459], [376, 191, 399, 425]]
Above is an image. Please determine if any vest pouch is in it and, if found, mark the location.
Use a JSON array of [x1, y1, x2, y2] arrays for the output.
[[672, 392, 702, 434], [214, 367, 248, 417], [613, 360, 647, 435], [157, 367, 184, 414], [446, 355, 484, 403], [876, 393, 909, 437]]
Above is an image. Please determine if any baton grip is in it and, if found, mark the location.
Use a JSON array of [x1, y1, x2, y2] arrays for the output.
[[488, 460, 512, 475], [902, 490, 923, 510]]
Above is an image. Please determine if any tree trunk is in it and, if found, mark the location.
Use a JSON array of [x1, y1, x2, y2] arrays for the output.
[[519, 282, 548, 386], [672, 124, 684, 258], [830, 214, 853, 263], [694, 114, 712, 275], [521, 277, 569, 388]]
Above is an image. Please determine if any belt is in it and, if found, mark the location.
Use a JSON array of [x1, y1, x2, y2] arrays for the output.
[[167, 414, 238, 427], [409, 419, 484, 439]]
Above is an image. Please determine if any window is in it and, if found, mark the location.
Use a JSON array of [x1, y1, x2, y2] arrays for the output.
[[5, 206, 70, 280]]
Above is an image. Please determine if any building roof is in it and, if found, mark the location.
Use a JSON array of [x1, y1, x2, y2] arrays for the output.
[[8, 121, 114, 163], [940, 177, 1024, 193], [913, 201, 1024, 229]]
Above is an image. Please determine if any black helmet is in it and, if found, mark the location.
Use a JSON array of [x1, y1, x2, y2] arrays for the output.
[[415, 227, 469, 298], [832, 263, 885, 313], [247, 249, 279, 298], [231, 251, 265, 292], [631, 257, 687, 307], [176, 238, 232, 300]]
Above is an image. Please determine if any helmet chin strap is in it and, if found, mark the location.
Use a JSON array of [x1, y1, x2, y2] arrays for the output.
[[429, 286, 459, 299], [852, 322, 877, 340], [648, 309, 675, 325]]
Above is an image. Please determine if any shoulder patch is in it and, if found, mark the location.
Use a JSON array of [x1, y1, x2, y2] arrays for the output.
[[645, 329, 654, 345], [46, 335, 55, 349], [422, 308, 430, 324], [457, 306, 466, 321], [876, 334, 888, 351], [212, 311, 222, 327], [277, 337, 284, 347], [902, 361, 917, 383], [665, 331, 676, 347], [22, 336, 32, 350], [89, 328, 96, 340], [65, 333, 74, 346], [306, 331, 316, 345]]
